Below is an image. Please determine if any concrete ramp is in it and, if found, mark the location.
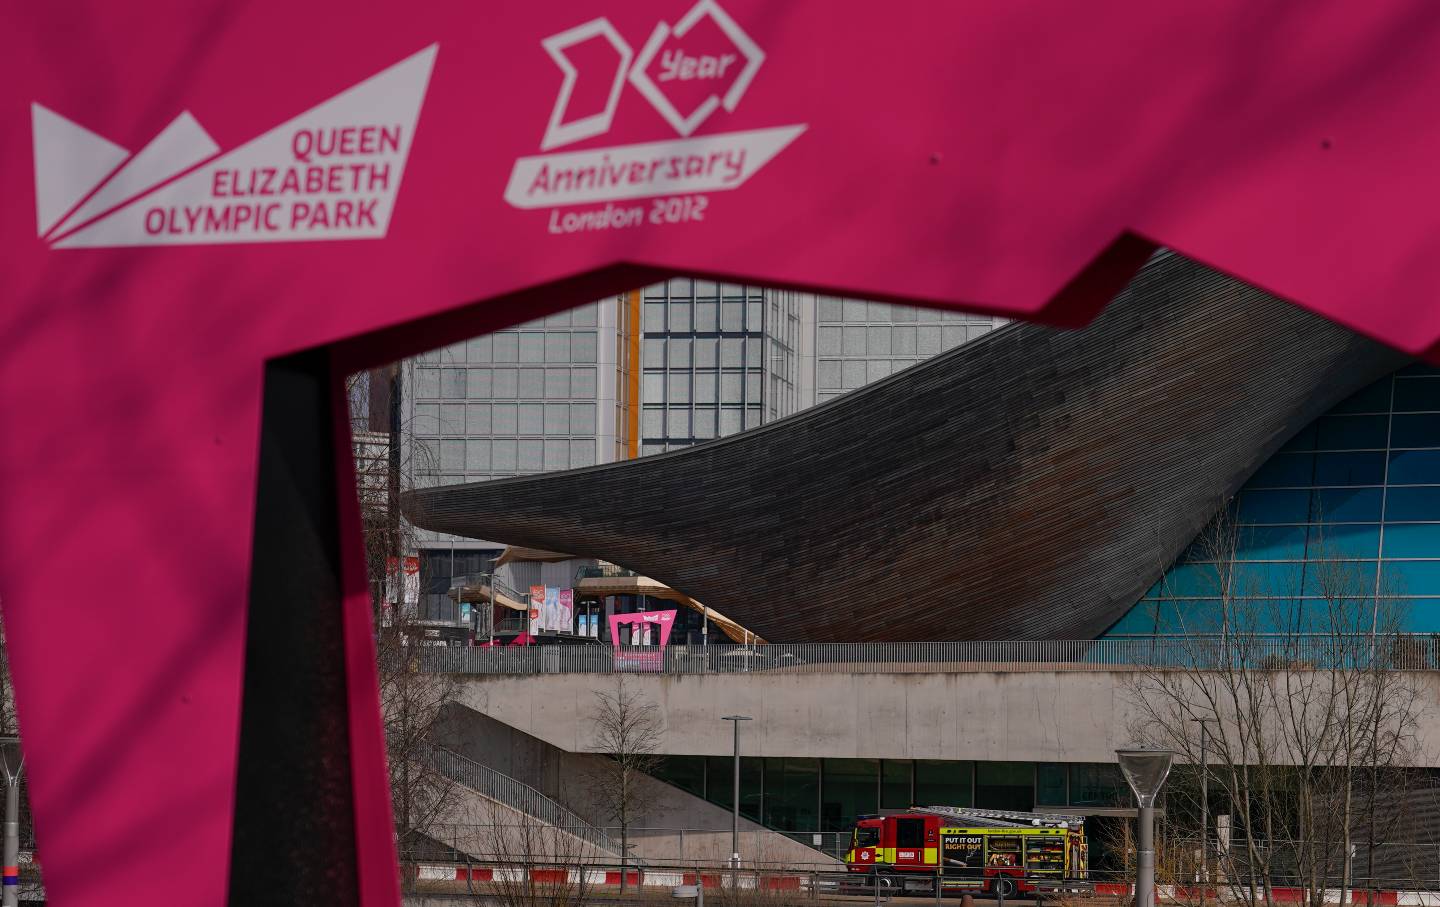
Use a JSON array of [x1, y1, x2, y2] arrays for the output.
[[434, 703, 840, 867]]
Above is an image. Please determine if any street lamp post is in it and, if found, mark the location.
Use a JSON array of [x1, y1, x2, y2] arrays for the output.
[[722, 715, 753, 872], [1117, 748, 1176, 907], [1189, 719, 1211, 907], [0, 737, 22, 907]]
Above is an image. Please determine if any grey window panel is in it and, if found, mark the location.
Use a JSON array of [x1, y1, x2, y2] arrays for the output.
[[643, 339, 665, 368], [465, 440, 491, 471], [492, 332, 519, 362], [694, 338, 718, 368], [668, 276, 692, 295], [519, 332, 545, 363], [544, 439, 568, 471], [465, 403, 491, 435], [545, 332, 571, 363], [492, 369, 518, 398], [572, 332, 598, 363], [415, 368, 441, 398], [720, 282, 745, 299], [917, 327, 943, 356], [572, 368, 597, 397], [893, 326, 917, 355], [695, 300, 718, 332], [722, 301, 744, 333], [645, 302, 667, 332], [439, 404, 465, 434], [744, 406, 761, 429], [818, 327, 842, 356], [721, 372, 744, 404], [843, 326, 866, 356], [694, 407, 717, 439], [668, 372, 691, 404], [440, 439, 465, 471], [464, 368, 490, 398], [466, 335, 492, 363], [544, 403, 569, 435], [667, 407, 690, 437], [744, 337, 761, 364], [868, 360, 893, 383], [719, 406, 743, 435], [969, 323, 995, 341], [943, 325, 968, 350], [545, 368, 570, 399], [842, 360, 867, 389], [868, 326, 892, 356], [747, 300, 762, 331], [721, 338, 743, 367], [694, 279, 718, 299], [695, 370, 718, 403], [518, 368, 544, 398], [413, 404, 439, 436], [519, 403, 544, 434], [442, 369, 466, 398], [492, 404, 518, 434], [571, 303, 598, 327], [570, 403, 596, 435], [441, 342, 466, 364], [491, 439, 517, 471], [642, 408, 664, 438], [517, 440, 543, 470], [417, 348, 440, 365], [668, 337, 692, 368], [843, 299, 867, 322], [819, 296, 842, 323], [670, 301, 692, 332], [817, 360, 841, 389], [571, 439, 596, 467], [642, 372, 665, 404], [868, 301, 892, 321], [643, 283, 667, 300], [545, 308, 571, 327], [746, 371, 761, 404], [640, 441, 666, 457]]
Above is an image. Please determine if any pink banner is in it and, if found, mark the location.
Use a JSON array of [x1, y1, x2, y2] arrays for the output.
[[7, 2, 1440, 904]]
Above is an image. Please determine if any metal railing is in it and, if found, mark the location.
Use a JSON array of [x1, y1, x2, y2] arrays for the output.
[[421, 743, 622, 857], [450, 572, 529, 604], [416, 636, 1440, 676]]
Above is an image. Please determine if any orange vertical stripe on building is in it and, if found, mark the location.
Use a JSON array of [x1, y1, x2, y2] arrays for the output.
[[627, 289, 641, 459]]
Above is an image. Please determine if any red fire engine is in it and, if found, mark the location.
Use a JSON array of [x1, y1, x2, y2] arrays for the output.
[[845, 807, 1089, 897]]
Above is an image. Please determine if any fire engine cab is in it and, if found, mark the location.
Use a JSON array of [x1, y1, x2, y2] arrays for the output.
[[845, 806, 1089, 897]]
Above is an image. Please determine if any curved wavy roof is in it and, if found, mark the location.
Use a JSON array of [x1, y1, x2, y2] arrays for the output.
[[405, 255, 1405, 642]]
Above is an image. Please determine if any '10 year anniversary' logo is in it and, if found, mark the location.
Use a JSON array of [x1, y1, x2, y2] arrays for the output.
[[503, 0, 807, 233]]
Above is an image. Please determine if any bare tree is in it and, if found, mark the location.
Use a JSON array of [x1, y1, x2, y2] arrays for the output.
[[588, 677, 662, 894], [465, 802, 598, 907], [1127, 509, 1425, 907], [347, 364, 460, 848]]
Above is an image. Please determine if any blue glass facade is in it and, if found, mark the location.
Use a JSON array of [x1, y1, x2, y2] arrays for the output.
[[1106, 365, 1440, 636]]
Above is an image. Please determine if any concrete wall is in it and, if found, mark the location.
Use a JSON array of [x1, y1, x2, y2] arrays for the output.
[[434, 703, 837, 867], [453, 670, 1440, 767]]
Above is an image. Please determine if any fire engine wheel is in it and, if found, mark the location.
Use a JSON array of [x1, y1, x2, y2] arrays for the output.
[[992, 876, 1017, 899]]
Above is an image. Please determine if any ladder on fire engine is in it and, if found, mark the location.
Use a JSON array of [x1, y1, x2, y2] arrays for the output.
[[916, 806, 1078, 828]]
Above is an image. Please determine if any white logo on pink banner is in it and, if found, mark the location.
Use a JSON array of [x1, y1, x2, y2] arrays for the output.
[[510, 1, 803, 217], [34, 45, 437, 249]]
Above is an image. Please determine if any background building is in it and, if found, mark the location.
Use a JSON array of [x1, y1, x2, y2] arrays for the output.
[[396, 285, 1003, 623]]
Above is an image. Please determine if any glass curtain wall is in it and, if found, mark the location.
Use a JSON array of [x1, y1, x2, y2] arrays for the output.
[[1107, 365, 1440, 637]]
